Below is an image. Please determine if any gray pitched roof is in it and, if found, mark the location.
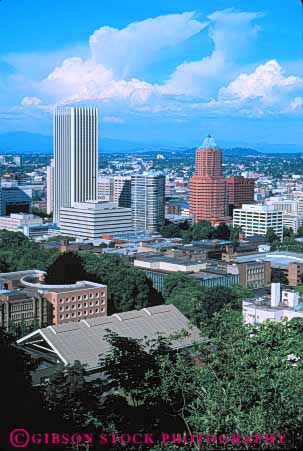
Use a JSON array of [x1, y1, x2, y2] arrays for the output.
[[18, 304, 200, 371]]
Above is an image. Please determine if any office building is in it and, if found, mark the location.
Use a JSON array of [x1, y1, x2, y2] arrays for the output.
[[0, 213, 42, 232], [113, 176, 131, 208], [243, 283, 303, 324], [131, 172, 165, 232], [53, 107, 98, 224], [97, 176, 113, 202], [59, 201, 133, 239], [0, 185, 32, 216], [189, 135, 228, 224], [282, 214, 303, 234], [265, 197, 299, 215], [226, 175, 255, 214], [0, 213, 59, 238], [233, 204, 283, 240], [46, 159, 54, 215]]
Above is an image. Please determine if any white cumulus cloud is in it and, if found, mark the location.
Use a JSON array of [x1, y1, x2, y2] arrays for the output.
[[21, 96, 42, 106], [161, 9, 263, 98], [89, 12, 207, 78], [220, 60, 302, 102]]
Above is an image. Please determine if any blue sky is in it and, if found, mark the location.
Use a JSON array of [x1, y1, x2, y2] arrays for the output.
[[0, 0, 302, 148]]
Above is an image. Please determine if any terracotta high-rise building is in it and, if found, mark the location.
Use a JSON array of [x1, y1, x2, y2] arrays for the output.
[[227, 176, 255, 215], [189, 136, 228, 224]]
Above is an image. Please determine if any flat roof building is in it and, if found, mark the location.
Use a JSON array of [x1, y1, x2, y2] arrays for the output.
[[233, 204, 283, 241], [243, 282, 303, 324], [59, 201, 133, 239]]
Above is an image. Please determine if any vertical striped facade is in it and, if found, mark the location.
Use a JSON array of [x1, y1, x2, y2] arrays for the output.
[[46, 159, 54, 215], [131, 172, 165, 232], [53, 107, 98, 225]]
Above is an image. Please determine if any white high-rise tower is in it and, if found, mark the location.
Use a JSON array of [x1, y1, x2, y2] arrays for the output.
[[46, 158, 54, 215], [53, 107, 98, 224]]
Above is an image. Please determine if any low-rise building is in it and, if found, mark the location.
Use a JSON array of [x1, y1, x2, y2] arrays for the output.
[[20, 272, 108, 325], [235, 251, 303, 286], [238, 260, 271, 289], [0, 289, 52, 332], [0, 270, 42, 290], [0, 213, 59, 238], [134, 254, 239, 293], [243, 283, 303, 324], [17, 304, 200, 382]]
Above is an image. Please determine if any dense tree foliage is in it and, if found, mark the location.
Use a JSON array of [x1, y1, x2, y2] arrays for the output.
[[32, 207, 53, 219], [271, 268, 289, 284], [182, 220, 215, 243], [211, 222, 231, 240], [266, 227, 280, 244], [83, 253, 163, 313], [296, 225, 303, 238], [2, 310, 303, 449], [97, 313, 303, 449], [45, 252, 88, 284], [164, 272, 248, 326], [160, 220, 190, 238], [229, 224, 242, 242], [0, 329, 49, 449], [0, 231, 58, 271]]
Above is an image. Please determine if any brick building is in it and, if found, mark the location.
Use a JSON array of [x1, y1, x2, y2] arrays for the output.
[[45, 281, 107, 325], [0, 289, 51, 332], [226, 176, 255, 215]]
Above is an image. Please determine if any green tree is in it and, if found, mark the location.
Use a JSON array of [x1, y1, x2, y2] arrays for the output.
[[271, 268, 288, 284], [229, 225, 242, 242], [160, 220, 190, 238], [46, 361, 100, 428], [0, 230, 58, 271], [0, 329, 49, 449], [84, 253, 163, 313], [266, 227, 280, 244], [211, 222, 231, 240], [45, 252, 87, 284], [182, 220, 215, 243], [283, 226, 295, 240], [165, 273, 243, 326], [188, 310, 303, 450], [296, 225, 303, 237]]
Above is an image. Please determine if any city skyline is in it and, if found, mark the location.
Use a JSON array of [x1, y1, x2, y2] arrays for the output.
[[0, 0, 302, 148]]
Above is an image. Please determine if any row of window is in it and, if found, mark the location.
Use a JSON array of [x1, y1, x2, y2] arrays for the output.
[[59, 299, 105, 311], [10, 303, 33, 312], [11, 312, 33, 320], [59, 292, 105, 303], [59, 308, 105, 320]]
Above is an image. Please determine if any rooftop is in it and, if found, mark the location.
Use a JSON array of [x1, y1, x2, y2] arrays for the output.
[[0, 269, 41, 281], [235, 251, 303, 267], [201, 134, 218, 149], [17, 304, 200, 371]]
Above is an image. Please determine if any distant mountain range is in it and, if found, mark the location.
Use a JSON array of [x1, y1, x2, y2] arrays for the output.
[[0, 131, 301, 155]]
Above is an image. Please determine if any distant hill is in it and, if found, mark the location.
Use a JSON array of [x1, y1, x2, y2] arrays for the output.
[[0, 132, 52, 153], [223, 147, 263, 156], [0, 132, 159, 154], [0, 131, 301, 155]]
